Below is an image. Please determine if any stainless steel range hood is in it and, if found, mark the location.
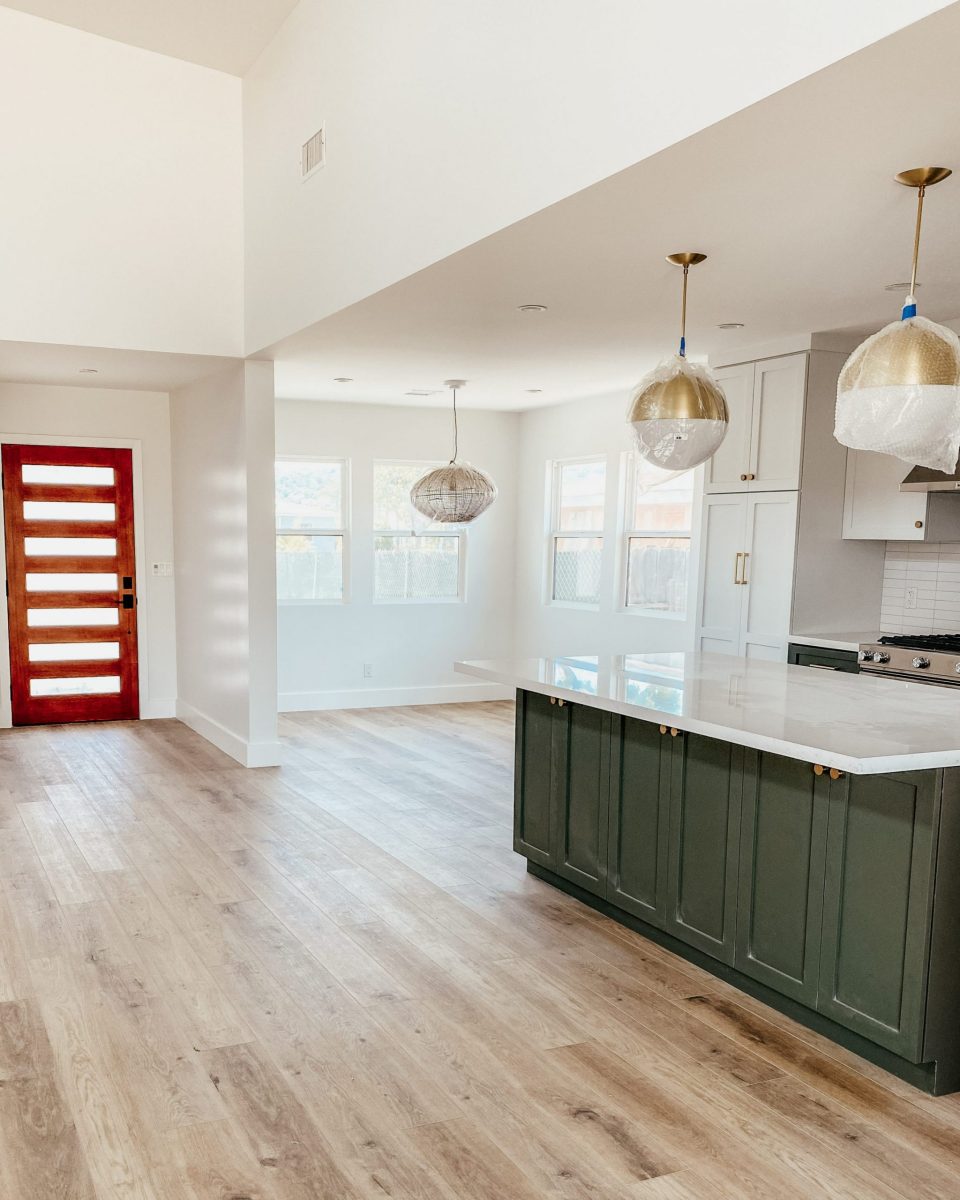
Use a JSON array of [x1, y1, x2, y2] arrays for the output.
[[900, 459, 960, 491]]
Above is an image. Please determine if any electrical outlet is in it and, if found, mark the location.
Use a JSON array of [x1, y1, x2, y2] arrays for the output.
[[905, 586, 918, 610], [363, 663, 373, 679]]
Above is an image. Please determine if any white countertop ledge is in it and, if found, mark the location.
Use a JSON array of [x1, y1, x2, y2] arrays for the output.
[[455, 652, 960, 776]]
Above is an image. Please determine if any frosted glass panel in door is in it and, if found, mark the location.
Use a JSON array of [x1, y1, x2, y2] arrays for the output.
[[750, 356, 806, 490], [697, 494, 746, 654], [704, 362, 754, 493], [740, 492, 798, 658]]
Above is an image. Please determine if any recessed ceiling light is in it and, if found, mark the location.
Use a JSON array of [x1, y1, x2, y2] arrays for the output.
[[405, 389, 441, 397], [517, 303, 548, 313], [717, 322, 744, 330], [333, 376, 353, 383], [525, 388, 543, 393], [79, 367, 99, 373], [885, 281, 922, 292]]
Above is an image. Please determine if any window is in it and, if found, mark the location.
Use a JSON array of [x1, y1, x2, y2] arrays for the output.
[[623, 456, 694, 617], [549, 457, 606, 606], [373, 462, 462, 602], [275, 459, 348, 602]]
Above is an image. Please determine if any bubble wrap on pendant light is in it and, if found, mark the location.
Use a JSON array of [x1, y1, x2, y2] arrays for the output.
[[628, 355, 729, 471], [410, 461, 498, 523], [835, 316, 960, 473]]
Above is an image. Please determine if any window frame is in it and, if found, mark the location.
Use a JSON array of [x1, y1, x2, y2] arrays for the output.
[[546, 455, 607, 610], [372, 459, 465, 605], [275, 455, 350, 606], [620, 452, 694, 620]]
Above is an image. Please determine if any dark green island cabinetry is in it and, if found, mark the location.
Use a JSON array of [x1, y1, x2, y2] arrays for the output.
[[514, 688, 960, 1093]]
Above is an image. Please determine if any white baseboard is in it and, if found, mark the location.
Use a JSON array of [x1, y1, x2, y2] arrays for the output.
[[140, 698, 177, 719], [175, 701, 282, 768], [279, 681, 514, 712]]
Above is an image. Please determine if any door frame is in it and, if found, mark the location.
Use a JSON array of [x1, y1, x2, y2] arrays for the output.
[[0, 434, 150, 729]]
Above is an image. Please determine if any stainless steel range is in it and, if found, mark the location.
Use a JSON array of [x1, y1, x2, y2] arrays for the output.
[[858, 634, 960, 685]]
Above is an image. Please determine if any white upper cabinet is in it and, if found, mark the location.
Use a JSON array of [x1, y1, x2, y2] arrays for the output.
[[840, 448, 960, 542], [705, 355, 806, 493]]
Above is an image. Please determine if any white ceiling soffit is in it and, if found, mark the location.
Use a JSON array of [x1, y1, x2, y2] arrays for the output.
[[269, 6, 960, 411], [0, 340, 241, 392], [0, 0, 299, 74]]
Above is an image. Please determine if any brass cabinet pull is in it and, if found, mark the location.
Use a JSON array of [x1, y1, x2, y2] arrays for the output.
[[734, 551, 744, 584], [741, 551, 750, 585]]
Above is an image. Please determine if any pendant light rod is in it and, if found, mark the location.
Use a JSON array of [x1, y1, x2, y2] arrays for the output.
[[666, 252, 707, 357], [443, 379, 467, 464], [894, 167, 952, 317]]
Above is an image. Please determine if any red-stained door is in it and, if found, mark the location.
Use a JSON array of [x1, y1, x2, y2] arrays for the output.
[[2, 444, 140, 725]]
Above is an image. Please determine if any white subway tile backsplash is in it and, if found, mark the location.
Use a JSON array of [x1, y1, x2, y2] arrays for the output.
[[881, 542, 960, 633]]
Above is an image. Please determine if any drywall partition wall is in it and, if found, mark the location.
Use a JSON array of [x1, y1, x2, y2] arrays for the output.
[[0, 7, 242, 357], [274, 399, 517, 709], [0, 383, 177, 726], [242, 0, 950, 353], [513, 390, 701, 661], [170, 362, 280, 765]]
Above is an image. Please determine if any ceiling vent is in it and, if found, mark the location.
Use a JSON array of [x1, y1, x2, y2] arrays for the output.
[[301, 125, 325, 179], [405, 389, 441, 397]]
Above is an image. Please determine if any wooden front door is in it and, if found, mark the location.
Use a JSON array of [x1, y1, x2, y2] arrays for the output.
[[2, 444, 139, 725]]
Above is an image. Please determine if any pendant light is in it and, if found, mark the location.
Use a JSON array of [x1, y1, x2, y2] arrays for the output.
[[410, 381, 498, 523], [835, 167, 960, 473], [627, 253, 729, 471]]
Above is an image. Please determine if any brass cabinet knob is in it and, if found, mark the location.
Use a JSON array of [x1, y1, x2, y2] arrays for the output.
[[740, 473, 748, 481], [670, 727, 680, 737], [813, 763, 825, 776], [915, 520, 923, 529], [659, 724, 668, 735], [747, 473, 756, 480], [557, 699, 565, 707], [549, 697, 556, 705], [829, 767, 844, 780]]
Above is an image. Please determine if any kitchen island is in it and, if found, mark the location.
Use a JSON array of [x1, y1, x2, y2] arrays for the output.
[[455, 652, 960, 1094]]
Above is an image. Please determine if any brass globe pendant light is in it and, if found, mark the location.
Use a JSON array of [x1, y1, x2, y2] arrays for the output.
[[410, 381, 498, 523], [835, 167, 960, 473], [627, 253, 729, 471]]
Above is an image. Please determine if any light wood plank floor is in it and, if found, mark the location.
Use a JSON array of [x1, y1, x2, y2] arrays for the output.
[[2, 701, 960, 1198]]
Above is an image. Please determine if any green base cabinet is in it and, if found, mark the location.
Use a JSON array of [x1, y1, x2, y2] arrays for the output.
[[514, 688, 960, 1094]]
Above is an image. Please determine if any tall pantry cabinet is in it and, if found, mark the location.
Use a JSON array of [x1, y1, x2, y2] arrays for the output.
[[695, 347, 885, 659]]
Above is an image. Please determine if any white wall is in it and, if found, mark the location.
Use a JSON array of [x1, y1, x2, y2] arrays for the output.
[[513, 391, 701, 660], [0, 7, 243, 357], [170, 362, 280, 764], [275, 399, 518, 708], [0, 383, 178, 725], [242, 0, 949, 353]]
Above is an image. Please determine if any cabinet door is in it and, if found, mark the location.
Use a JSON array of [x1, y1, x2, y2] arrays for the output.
[[696, 493, 747, 655], [736, 752, 829, 1004], [665, 732, 742, 963], [514, 690, 558, 868], [554, 702, 609, 896], [705, 362, 754, 493], [739, 491, 798, 661], [841, 449, 927, 541], [606, 715, 670, 926], [818, 770, 938, 1060], [748, 355, 807, 490]]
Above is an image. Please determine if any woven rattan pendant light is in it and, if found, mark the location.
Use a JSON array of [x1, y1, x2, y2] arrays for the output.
[[835, 167, 960, 473], [627, 253, 729, 471], [410, 381, 498, 523]]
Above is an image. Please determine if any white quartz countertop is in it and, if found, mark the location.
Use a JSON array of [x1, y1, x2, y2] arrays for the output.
[[455, 652, 960, 775], [789, 631, 881, 653]]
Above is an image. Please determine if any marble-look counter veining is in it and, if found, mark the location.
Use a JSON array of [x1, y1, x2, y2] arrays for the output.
[[455, 652, 960, 775]]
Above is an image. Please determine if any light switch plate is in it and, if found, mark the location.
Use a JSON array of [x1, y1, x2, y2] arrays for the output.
[[151, 562, 174, 577]]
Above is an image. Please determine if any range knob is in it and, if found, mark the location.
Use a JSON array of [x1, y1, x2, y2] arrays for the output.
[[954, 662, 960, 674], [913, 656, 931, 669], [872, 651, 890, 664], [857, 649, 872, 663]]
